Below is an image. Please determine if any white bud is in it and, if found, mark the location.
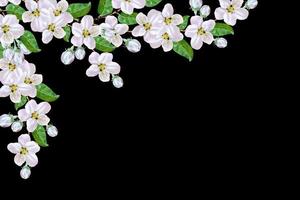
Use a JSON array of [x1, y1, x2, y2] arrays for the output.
[[20, 166, 31, 179], [189, 0, 203, 10], [112, 76, 124, 88], [246, 0, 258, 9], [20, 43, 31, 55], [47, 125, 58, 137], [61, 50, 75, 65], [11, 121, 23, 133], [75, 47, 86, 60], [214, 38, 228, 48], [0, 114, 13, 128], [126, 39, 141, 53], [200, 5, 211, 18]]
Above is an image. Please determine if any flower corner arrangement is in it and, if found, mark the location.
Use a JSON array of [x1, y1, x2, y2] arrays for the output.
[[0, 0, 258, 179]]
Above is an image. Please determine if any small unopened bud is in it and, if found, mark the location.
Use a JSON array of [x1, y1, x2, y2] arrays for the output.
[[0, 114, 13, 128], [75, 47, 86, 60], [112, 76, 124, 88], [11, 121, 23, 133], [20, 166, 31, 179], [246, 0, 258, 9], [189, 0, 203, 10], [214, 38, 228, 48], [61, 49, 75, 65], [126, 39, 141, 53], [47, 125, 58, 137], [200, 5, 211, 18]]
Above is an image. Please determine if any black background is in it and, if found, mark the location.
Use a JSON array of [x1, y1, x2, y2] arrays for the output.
[[0, 0, 266, 191]]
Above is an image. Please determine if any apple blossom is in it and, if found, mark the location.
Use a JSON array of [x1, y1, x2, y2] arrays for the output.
[[0, 0, 21, 7], [112, 0, 146, 15], [0, 14, 24, 45], [39, 0, 73, 24], [41, 14, 67, 44]]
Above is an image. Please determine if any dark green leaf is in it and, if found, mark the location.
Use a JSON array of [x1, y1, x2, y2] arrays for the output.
[[0, 45, 4, 59], [15, 96, 28, 110], [95, 36, 116, 52], [173, 39, 194, 62], [20, 30, 41, 53], [5, 4, 26, 20], [63, 26, 71, 42], [97, 0, 113, 16], [36, 83, 60, 102], [118, 12, 138, 25], [211, 23, 234, 37], [178, 16, 190, 30], [146, 0, 162, 7], [32, 125, 48, 147], [67, 2, 91, 18]]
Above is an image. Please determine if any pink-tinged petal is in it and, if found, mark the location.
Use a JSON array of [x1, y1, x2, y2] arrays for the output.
[[106, 62, 120, 74], [72, 23, 83, 36], [10, 24, 24, 39], [105, 16, 118, 27], [98, 71, 110, 82], [86, 65, 99, 77], [191, 36, 203, 50], [111, 35, 123, 47], [26, 153, 38, 167], [224, 13, 237, 26], [42, 30, 53, 44], [7, 143, 21, 154], [81, 15, 94, 29], [162, 3, 174, 18], [58, 0, 69, 12], [235, 8, 249, 20], [185, 25, 197, 38], [149, 40, 162, 49], [37, 114, 50, 126], [144, 33, 156, 43], [162, 40, 173, 52], [90, 26, 101, 37], [202, 20, 216, 32], [1, 32, 14, 45], [61, 12, 73, 24], [190, 16, 203, 26], [37, 102, 51, 114], [54, 27, 65, 39], [22, 11, 34, 22], [99, 53, 113, 64], [172, 14, 183, 26], [232, 0, 243, 8], [25, 0, 37, 11], [121, 2, 134, 15], [148, 9, 163, 24], [83, 37, 96, 50], [25, 100, 37, 114], [18, 134, 31, 146], [14, 154, 26, 166], [31, 74, 43, 85], [3, 14, 18, 25], [112, 0, 121, 9], [0, 85, 10, 97], [115, 24, 129, 35], [10, 91, 21, 103], [132, 0, 146, 8], [26, 118, 38, 132], [71, 36, 83, 47], [89, 52, 100, 64], [202, 33, 214, 44], [19, 84, 36, 98], [136, 13, 147, 25], [25, 141, 40, 153], [219, 0, 230, 8], [18, 109, 30, 122], [214, 7, 226, 20], [132, 25, 146, 37], [31, 18, 44, 32]]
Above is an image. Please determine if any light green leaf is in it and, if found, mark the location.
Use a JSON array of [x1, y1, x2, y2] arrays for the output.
[[15, 96, 28, 110], [95, 36, 116, 53], [118, 12, 138, 25], [178, 16, 190, 30], [63, 26, 71, 42], [5, 3, 26, 20], [32, 125, 48, 147], [20, 30, 41, 53], [97, 0, 113, 16], [0, 45, 4, 59], [211, 23, 234, 37], [146, 0, 162, 7], [67, 2, 91, 18], [173, 39, 194, 62], [36, 83, 60, 102]]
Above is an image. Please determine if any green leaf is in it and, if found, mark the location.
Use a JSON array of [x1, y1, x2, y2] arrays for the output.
[[63, 26, 71, 42], [173, 39, 194, 62], [0, 45, 4, 59], [32, 125, 48, 147], [5, 3, 26, 20], [67, 2, 91, 18], [118, 12, 138, 25], [146, 0, 162, 7], [178, 15, 190, 30], [211, 23, 234, 37], [20, 30, 41, 53], [95, 36, 116, 53], [97, 0, 113, 16], [36, 83, 60, 102], [15, 96, 28, 110]]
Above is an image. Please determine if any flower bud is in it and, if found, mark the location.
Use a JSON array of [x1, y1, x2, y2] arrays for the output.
[[20, 43, 31, 55], [246, 0, 258, 9], [200, 5, 211, 18], [112, 76, 124, 88], [126, 39, 141, 53], [214, 38, 228, 48], [61, 49, 75, 65], [11, 121, 23, 133], [0, 114, 13, 128], [75, 47, 86, 60], [189, 0, 203, 10], [47, 125, 58, 137], [20, 166, 31, 179]]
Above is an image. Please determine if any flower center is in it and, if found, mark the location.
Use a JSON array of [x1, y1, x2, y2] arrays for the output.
[[54, 9, 62, 16], [2, 25, 10, 34], [48, 23, 56, 32], [32, 9, 41, 17], [197, 27, 206, 36], [143, 23, 152, 31], [31, 112, 39, 120], [8, 63, 16, 71], [162, 32, 170, 40], [10, 84, 18, 93], [24, 77, 33, 84], [125, 0, 131, 2], [164, 17, 173, 25], [20, 147, 28, 155], [83, 29, 91, 38], [98, 63, 106, 72], [227, 5, 235, 13]]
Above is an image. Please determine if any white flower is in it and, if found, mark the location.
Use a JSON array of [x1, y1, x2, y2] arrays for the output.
[[41, 14, 67, 44], [0, 114, 13, 128], [126, 39, 141, 53], [22, 0, 48, 32], [18, 100, 51, 132], [99, 16, 129, 47], [0, 14, 24, 45], [22, 61, 43, 92], [132, 9, 163, 43], [149, 27, 183, 52], [0, 74, 35, 103], [71, 15, 101, 50], [0, 49, 24, 83], [86, 52, 120, 82], [61, 49, 75, 65], [39, 0, 73, 24], [0, 0, 21, 7], [161, 4, 183, 33], [215, 0, 249, 26], [112, 0, 146, 15], [185, 16, 215, 50], [7, 134, 40, 167]]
